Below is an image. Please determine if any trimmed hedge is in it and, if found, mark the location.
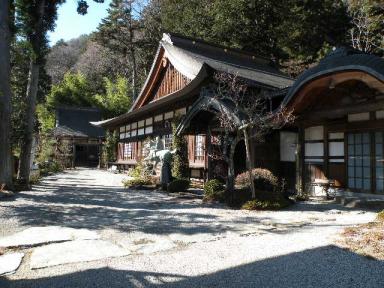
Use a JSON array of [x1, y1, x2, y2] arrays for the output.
[[167, 179, 190, 193], [203, 179, 225, 202], [123, 178, 152, 188], [241, 198, 290, 210]]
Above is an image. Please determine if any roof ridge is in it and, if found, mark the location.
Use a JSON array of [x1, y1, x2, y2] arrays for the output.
[[164, 32, 273, 64]]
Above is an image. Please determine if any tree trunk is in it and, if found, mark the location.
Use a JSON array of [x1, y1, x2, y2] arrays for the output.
[[18, 60, 40, 185], [243, 128, 256, 199], [17, 0, 45, 187], [128, 3, 137, 100], [0, 1, 14, 189], [226, 133, 240, 203]]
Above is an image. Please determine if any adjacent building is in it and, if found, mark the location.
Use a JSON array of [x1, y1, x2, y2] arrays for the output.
[[54, 107, 104, 167]]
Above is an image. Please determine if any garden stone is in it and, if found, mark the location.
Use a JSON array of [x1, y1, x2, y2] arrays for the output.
[[30, 239, 130, 269], [0, 226, 99, 248], [0, 252, 24, 275]]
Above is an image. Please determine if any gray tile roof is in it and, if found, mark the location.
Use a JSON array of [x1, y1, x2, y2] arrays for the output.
[[283, 47, 384, 106], [55, 107, 105, 138]]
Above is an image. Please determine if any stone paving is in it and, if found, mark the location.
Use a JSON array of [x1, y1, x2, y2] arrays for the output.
[[0, 168, 382, 287]]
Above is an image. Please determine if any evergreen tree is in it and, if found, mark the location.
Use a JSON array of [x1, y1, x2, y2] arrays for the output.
[[15, 0, 104, 187], [95, 0, 147, 99]]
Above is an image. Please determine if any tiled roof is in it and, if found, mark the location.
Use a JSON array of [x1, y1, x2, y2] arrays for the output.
[[55, 106, 105, 138], [283, 47, 384, 106]]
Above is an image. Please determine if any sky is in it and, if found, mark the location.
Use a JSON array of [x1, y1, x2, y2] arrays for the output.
[[48, 0, 112, 45]]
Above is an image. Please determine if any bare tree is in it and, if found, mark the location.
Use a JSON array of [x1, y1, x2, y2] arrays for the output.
[[211, 72, 294, 198], [348, 0, 384, 53], [0, 0, 14, 189]]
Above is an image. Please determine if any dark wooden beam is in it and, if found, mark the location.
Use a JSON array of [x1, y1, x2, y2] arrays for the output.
[[299, 99, 384, 121]]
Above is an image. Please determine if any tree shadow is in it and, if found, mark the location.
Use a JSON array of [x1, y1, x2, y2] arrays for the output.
[[1, 245, 383, 288]]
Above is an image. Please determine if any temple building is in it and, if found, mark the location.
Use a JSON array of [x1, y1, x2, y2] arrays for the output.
[[93, 33, 384, 196]]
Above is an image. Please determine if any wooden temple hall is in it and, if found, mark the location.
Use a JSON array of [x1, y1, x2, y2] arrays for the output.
[[94, 33, 384, 196]]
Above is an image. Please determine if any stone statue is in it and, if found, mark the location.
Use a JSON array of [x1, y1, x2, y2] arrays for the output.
[[144, 136, 176, 187]]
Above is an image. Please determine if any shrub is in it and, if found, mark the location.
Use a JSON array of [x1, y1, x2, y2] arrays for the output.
[[203, 179, 225, 202], [39, 161, 63, 176], [167, 179, 190, 193], [377, 210, 384, 222], [242, 198, 290, 210], [123, 178, 153, 188], [231, 168, 291, 209], [235, 168, 278, 189]]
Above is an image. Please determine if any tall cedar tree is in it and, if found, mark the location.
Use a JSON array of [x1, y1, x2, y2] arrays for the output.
[[16, 0, 104, 187], [0, 0, 14, 189], [95, 0, 146, 100]]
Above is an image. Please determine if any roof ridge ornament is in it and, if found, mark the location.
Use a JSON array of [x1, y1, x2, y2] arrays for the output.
[[161, 33, 173, 45]]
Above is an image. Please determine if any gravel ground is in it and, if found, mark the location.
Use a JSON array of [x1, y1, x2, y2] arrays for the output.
[[0, 168, 383, 287]]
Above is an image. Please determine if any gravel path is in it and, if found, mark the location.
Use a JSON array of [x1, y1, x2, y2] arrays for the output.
[[0, 168, 383, 287]]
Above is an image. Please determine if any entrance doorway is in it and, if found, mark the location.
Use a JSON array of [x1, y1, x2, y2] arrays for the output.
[[75, 144, 99, 167]]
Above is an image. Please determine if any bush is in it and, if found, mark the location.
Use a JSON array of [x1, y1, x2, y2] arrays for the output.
[[235, 168, 278, 190], [241, 198, 290, 210], [123, 178, 152, 188], [377, 210, 384, 222], [167, 179, 190, 193], [39, 161, 63, 176], [203, 179, 225, 202], [231, 168, 291, 209]]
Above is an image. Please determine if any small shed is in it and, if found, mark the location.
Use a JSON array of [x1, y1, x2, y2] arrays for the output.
[[53, 107, 105, 167]]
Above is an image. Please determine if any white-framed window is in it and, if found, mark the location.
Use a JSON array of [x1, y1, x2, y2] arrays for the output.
[[164, 111, 174, 120], [145, 118, 153, 125], [138, 120, 145, 128], [123, 142, 133, 160], [154, 114, 163, 122], [138, 128, 145, 135], [195, 135, 204, 161], [145, 126, 153, 134]]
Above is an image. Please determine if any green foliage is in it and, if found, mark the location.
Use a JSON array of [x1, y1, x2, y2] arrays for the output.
[[159, 0, 351, 68], [241, 198, 290, 210], [203, 179, 225, 202], [36, 136, 56, 164], [122, 178, 152, 188], [94, 76, 132, 118], [36, 104, 55, 134], [46, 72, 94, 109], [102, 130, 118, 165], [233, 168, 289, 207], [38, 161, 63, 177], [167, 179, 190, 193], [377, 210, 384, 222], [171, 116, 189, 179]]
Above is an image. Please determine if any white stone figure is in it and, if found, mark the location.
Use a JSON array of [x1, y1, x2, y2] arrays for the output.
[[143, 136, 176, 186]]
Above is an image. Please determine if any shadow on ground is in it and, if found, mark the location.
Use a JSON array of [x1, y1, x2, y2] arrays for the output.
[[0, 169, 370, 237], [1, 245, 383, 288]]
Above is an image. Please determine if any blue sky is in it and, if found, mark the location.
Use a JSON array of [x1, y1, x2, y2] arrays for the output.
[[48, 0, 112, 45]]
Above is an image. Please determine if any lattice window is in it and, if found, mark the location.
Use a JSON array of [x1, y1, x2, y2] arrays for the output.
[[194, 135, 204, 161], [164, 134, 173, 150], [123, 143, 133, 160]]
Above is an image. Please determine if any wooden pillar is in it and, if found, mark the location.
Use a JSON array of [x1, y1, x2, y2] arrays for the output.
[[296, 127, 305, 194], [206, 127, 212, 180], [324, 126, 329, 179]]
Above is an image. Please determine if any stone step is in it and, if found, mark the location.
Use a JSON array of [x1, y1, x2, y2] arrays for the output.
[[336, 195, 384, 209]]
